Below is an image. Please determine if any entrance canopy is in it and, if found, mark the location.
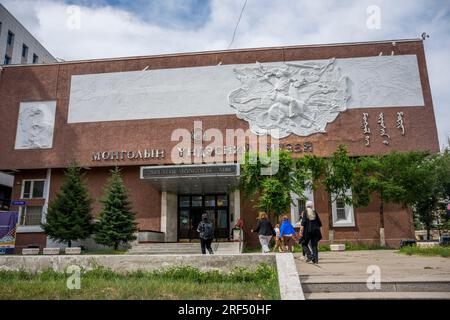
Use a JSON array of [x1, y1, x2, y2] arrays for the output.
[[140, 163, 240, 194]]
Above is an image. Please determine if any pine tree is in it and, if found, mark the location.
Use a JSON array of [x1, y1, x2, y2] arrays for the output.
[[95, 167, 138, 250], [42, 162, 94, 247]]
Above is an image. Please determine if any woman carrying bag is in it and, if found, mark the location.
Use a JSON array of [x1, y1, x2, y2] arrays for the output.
[[301, 201, 322, 264]]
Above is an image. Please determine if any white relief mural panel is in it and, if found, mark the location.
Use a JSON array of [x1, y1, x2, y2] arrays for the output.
[[229, 58, 349, 138], [68, 55, 424, 137], [15, 101, 56, 149]]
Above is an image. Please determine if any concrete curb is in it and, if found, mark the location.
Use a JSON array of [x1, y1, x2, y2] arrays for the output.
[[276, 253, 305, 300], [0, 254, 276, 273]]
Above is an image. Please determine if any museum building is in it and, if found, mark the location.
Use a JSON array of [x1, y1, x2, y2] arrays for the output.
[[0, 39, 440, 252]]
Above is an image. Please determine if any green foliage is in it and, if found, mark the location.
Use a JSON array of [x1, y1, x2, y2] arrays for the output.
[[94, 167, 138, 250], [0, 264, 280, 300], [240, 151, 266, 198], [240, 145, 354, 222], [257, 178, 291, 217], [296, 145, 354, 205], [152, 264, 276, 284], [240, 150, 296, 219], [42, 162, 94, 247], [398, 245, 450, 258], [292, 155, 323, 197], [437, 150, 450, 199], [325, 145, 355, 204], [0, 264, 277, 285], [410, 151, 450, 236], [353, 151, 430, 208]]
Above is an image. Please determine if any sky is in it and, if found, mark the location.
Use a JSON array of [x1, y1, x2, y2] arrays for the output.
[[1, 0, 449, 148]]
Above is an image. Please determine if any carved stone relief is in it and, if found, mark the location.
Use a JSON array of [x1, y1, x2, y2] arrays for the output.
[[14, 101, 56, 149], [228, 58, 349, 138]]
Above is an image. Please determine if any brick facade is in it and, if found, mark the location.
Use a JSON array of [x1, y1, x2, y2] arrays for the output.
[[1, 39, 439, 250]]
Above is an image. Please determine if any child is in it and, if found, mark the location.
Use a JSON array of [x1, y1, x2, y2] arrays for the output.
[[273, 223, 283, 252], [298, 211, 307, 260]]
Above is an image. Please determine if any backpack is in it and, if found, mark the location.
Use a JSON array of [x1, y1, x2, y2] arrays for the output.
[[200, 221, 214, 239]]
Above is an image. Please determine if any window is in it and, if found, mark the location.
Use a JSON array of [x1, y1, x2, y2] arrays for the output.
[[191, 196, 202, 207], [22, 44, 28, 58], [335, 198, 347, 221], [292, 186, 314, 223], [4, 54, 11, 65], [205, 195, 215, 207], [218, 209, 228, 228], [20, 205, 43, 226], [331, 190, 355, 227], [297, 199, 306, 216], [217, 195, 227, 207], [7, 30, 14, 45], [21, 180, 45, 199], [32, 53, 39, 64], [179, 196, 190, 207]]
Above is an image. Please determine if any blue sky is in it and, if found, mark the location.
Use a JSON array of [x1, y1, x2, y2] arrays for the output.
[[1, 0, 449, 147], [64, 0, 212, 29]]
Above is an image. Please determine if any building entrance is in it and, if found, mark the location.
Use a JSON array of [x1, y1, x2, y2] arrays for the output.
[[178, 194, 229, 240]]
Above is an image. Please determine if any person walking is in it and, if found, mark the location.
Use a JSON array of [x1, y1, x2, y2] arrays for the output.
[[301, 201, 322, 264], [273, 223, 283, 252], [279, 215, 296, 253], [297, 211, 308, 260], [197, 213, 214, 254], [251, 212, 275, 253]]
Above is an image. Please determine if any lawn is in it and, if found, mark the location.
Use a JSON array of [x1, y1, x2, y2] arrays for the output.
[[0, 264, 280, 300], [398, 245, 450, 258]]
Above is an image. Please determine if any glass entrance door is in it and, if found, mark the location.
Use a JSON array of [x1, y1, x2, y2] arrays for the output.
[[178, 194, 229, 240]]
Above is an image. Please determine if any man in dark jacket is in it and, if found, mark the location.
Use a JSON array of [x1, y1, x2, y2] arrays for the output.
[[251, 212, 275, 253], [197, 213, 214, 254], [301, 201, 322, 264]]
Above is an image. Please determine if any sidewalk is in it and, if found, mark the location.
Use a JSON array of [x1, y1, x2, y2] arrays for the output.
[[296, 250, 450, 283]]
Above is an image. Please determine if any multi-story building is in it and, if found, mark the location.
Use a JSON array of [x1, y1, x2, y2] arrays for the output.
[[0, 3, 56, 65], [0, 38, 440, 252], [0, 3, 56, 213]]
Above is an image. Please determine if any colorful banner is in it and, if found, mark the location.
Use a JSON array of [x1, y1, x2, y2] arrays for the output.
[[0, 211, 19, 255]]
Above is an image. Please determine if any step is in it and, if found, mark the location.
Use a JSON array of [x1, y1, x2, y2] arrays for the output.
[[300, 280, 450, 293], [128, 242, 239, 255], [305, 292, 450, 300]]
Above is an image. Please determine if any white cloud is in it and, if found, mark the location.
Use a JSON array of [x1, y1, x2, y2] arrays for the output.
[[2, 0, 449, 147]]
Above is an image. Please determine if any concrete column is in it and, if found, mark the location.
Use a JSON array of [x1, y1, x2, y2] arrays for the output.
[[161, 191, 178, 242], [230, 189, 240, 227], [41, 168, 51, 224], [160, 191, 167, 235]]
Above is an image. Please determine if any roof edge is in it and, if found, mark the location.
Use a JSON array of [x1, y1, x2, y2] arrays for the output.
[[0, 37, 423, 68]]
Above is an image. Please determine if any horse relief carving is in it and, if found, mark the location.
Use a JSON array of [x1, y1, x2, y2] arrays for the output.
[[228, 58, 349, 138]]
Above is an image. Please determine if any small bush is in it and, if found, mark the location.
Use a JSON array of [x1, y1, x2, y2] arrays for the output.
[[398, 245, 450, 258]]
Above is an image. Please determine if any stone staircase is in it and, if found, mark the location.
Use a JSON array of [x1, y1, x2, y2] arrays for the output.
[[296, 250, 450, 300], [301, 278, 450, 300], [128, 242, 241, 255]]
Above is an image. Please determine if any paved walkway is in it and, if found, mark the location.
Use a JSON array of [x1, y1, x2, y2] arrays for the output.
[[295, 250, 450, 283]]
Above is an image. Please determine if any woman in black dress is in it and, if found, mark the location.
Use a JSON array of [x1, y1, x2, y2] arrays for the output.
[[301, 200, 322, 264]]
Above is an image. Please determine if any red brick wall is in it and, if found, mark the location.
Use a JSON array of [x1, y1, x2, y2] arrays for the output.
[[14, 233, 47, 254], [0, 40, 439, 171], [12, 166, 161, 253], [1, 40, 438, 250], [240, 186, 414, 249], [49, 166, 161, 231]]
